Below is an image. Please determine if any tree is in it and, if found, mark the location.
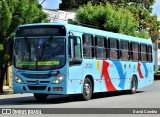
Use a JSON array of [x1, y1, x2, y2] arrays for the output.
[[0, 0, 12, 94], [72, 2, 148, 38], [60, 0, 160, 41], [0, 0, 48, 93]]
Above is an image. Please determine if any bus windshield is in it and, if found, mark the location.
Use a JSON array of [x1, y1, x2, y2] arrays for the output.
[[14, 38, 65, 70]]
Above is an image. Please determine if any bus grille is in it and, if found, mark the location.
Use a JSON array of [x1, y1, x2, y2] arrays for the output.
[[28, 86, 47, 90], [26, 81, 50, 84], [21, 73, 51, 79]]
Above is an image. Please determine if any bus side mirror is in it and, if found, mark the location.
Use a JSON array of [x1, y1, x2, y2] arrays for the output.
[[73, 37, 77, 45], [69, 36, 77, 45]]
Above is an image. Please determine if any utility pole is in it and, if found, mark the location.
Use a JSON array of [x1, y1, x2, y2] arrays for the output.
[[153, 15, 159, 72]]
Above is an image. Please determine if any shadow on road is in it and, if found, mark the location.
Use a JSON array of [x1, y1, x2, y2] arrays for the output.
[[92, 91, 143, 99], [154, 75, 160, 80], [0, 90, 144, 106]]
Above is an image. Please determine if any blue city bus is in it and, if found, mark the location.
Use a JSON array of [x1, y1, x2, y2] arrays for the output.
[[12, 23, 154, 101]]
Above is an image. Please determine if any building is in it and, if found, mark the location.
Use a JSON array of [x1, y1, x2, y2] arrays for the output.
[[43, 9, 76, 23]]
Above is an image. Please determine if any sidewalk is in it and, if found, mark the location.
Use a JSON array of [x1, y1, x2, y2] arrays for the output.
[[1, 86, 13, 95]]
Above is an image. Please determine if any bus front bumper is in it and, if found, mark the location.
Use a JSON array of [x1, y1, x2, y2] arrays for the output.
[[12, 81, 66, 95]]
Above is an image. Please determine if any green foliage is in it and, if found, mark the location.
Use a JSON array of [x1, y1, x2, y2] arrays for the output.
[[61, 0, 158, 40], [134, 30, 150, 39], [4, 0, 48, 40], [0, 44, 4, 51], [68, 19, 78, 24], [0, 0, 48, 65], [3, 54, 10, 61], [0, 0, 12, 38], [75, 2, 147, 38]]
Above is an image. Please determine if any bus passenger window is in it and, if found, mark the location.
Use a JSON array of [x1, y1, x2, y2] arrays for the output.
[[83, 34, 94, 58], [131, 42, 139, 61], [140, 44, 147, 62], [108, 38, 119, 60], [147, 45, 152, 62], [109, 49, 118, 59], [84, 47, 91, 57], [95, 36, 106, 59], [74, 37, 82, 59], [120, 40, 129, 61]]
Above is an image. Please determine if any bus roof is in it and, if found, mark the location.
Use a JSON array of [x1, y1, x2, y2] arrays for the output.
[[18, 22, 152, 44]]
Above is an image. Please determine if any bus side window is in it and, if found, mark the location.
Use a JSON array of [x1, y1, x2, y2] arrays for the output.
[[108, 38, 119, 60], [83, 34, 94, 58], [83, 42, 91, 57], [95, 36, 106, 59], [120, 40, 129, 61], [74, 37, 82, 59], [147, 45, 152, 62], [68, 37, 82, 59], [131, 42, 139, 61], [140, 44, 147, 62], [109, 49, 118, 59]]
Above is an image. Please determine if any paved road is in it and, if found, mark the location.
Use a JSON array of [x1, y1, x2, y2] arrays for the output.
[[0, 81, 160, 109]]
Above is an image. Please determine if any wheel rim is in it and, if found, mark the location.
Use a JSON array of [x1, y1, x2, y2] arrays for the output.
[[84, 83, 91, 96]]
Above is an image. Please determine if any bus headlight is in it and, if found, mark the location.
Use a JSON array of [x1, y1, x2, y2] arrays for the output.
[[14, 74, 24, 84], [53, 74, 66, 84]]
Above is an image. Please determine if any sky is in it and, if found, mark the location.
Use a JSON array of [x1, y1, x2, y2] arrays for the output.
[[39, 0, 160, 20], [152, 0, 160, 20], [39, 0, 62, 10]]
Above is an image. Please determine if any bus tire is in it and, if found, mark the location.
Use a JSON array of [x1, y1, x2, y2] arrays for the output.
[[82, 78, 93, 101], [130, 76, 137, 94], [33, 93, 48, 101]]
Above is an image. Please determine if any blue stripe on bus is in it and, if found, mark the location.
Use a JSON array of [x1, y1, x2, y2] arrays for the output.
[[142, 62, 148, 78], [112, 61, 126, 89]]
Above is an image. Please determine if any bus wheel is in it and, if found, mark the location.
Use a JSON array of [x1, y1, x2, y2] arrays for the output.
[[130, 76, 137, 94], [82, 78, 93, 101], [33, 93, 48, 101]]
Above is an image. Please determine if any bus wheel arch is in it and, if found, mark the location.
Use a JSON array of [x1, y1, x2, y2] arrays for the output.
[[130, 75, 138, 94], [85, 75, 94, 93], [82, 75, 94, 101]]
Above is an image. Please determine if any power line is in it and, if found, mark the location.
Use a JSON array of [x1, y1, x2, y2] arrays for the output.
[[41, 0, 46, 5]]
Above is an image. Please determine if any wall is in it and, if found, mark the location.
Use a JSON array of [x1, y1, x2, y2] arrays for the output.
[[43, 9, 76, 23]]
